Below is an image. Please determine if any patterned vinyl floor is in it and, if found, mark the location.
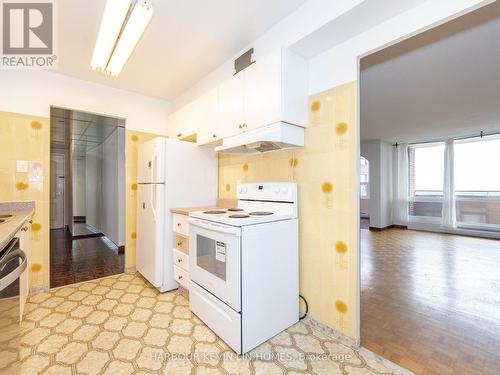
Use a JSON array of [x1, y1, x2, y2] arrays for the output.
[[3, 273, 409, 374]]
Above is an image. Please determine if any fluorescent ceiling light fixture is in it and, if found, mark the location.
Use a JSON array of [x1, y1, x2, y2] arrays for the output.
[[106, 0, 154, 76], [91, 0, 132, 71], [91, 0, 154, 76]]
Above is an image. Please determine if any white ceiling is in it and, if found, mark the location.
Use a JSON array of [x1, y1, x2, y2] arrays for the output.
[[360, 1, 500, 143], [291, 0, 426, 59], [57, 0, 308, 100]]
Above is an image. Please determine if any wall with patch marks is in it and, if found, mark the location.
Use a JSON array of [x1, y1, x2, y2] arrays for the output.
[[0, 111, 50, 288], [218, 82, 358, 338], [124, 131, 162, 271]]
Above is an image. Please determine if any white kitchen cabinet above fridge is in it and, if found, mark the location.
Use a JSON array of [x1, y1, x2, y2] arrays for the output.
[[167, 48, 308, 146]]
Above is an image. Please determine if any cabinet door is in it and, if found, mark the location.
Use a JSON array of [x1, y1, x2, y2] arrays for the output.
[[177, 102, 199, 140], [166, 110, 179, 139], [196, 87, 221, 145], [218, 72, 245, 137], [244, 50, 282, 130], [173, 106, 188, 140]]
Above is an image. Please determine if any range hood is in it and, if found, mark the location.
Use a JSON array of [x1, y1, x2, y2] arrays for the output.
[[215, 122, 304, 155]]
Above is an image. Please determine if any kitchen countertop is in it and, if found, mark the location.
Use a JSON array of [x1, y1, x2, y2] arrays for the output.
[[170, 199, 237, 216], [0, 201, 35, 250]]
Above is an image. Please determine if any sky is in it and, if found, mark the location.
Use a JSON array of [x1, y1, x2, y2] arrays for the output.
[[413, 137, 500, 194]]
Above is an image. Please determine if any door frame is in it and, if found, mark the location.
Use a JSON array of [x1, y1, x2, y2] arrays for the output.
[[49, 105, 127, 289], [355, 0, 494, 347], [50, 151, 67, 230]]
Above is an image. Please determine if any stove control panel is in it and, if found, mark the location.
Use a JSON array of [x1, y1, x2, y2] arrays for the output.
[[237, 182, 296, 203]]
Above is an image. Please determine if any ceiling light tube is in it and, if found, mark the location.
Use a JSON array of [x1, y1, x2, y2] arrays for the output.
[[91, 0, 132, 72], [106, 0, 154, 76]]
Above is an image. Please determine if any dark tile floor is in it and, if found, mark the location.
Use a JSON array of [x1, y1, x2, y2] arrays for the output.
[[50, 229, 124, 288]]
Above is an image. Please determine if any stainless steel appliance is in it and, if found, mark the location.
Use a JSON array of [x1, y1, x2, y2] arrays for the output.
[[0, 238, 27, 374]]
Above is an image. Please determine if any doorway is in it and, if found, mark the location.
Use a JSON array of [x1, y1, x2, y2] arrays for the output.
[[359, 3, 500, 374], [49, 107, 126, 288]]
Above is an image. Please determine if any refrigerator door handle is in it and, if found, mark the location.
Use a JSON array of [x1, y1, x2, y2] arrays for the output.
[[151, 184, 157, 222], [151, 152, 157, 183]]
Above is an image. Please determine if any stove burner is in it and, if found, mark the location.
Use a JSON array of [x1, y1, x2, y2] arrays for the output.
[[249, 211, 274, 216], [229, 214, 250, 218], [203, 210, 226, 214], [227, 208, 244, 212]]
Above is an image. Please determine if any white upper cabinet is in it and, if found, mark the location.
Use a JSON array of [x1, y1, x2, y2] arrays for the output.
[[218, 71, 245, 138], [196, 87, 221, 145], [166, 109, 179, 139], [166, 48, 308, 146], [243, 50, 283, 131]]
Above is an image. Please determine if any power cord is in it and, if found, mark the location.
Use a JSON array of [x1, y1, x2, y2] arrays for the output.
[[299, 294, 308, 320]]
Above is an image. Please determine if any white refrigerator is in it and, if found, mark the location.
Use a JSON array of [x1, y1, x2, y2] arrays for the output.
[[136, 138, 217, 292]]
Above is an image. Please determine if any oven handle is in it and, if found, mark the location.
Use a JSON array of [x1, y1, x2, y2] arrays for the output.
[[0, 249, 27, 292], [188, 218, 240, 236]]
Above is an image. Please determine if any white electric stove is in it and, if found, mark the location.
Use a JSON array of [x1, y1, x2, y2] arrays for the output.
[[188, 182, 299, 354]]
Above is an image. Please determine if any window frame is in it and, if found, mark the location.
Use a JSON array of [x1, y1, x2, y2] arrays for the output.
[[407, 138, 500, 231], [408, 142, 445, 222], [360, 156, 370, 199]]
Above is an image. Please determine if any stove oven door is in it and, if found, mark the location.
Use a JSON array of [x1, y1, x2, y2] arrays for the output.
[[188, 218, 241, 312]]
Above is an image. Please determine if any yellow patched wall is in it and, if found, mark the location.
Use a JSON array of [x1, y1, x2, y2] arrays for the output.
[[125, 130, 162, 270], [0, 111, 50, 288], [218, 82, 358, 337]]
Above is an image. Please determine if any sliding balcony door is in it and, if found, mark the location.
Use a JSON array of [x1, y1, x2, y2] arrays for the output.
[[454, 136, 500, 231], [408, 143, 444, 223]]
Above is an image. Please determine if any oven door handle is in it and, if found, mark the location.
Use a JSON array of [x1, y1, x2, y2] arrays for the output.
[[0, 249, 27, 292], [0, 237, 19, 265], [188, 218, 240, 236]]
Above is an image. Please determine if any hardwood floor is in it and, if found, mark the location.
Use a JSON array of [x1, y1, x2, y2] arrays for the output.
[[50, 229, 124, 288], [361, 227, 500, 375]]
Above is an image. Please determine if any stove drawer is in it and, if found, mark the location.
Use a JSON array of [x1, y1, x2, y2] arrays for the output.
[[173, 214, 189, 236], [190, 281, 241, 354], [173, 249, 189, 272], [174, 265, 189, 289]]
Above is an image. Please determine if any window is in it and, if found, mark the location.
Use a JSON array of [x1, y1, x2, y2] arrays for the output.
[[412, 143, 445, 196], [454, 136, 500, 228], [360, 157, 369, 198], [454, 137, 500, 195], [408, 143, 444, 219], [407, 137, 500, 230]]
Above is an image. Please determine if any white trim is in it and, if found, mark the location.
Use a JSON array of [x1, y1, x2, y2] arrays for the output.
[[355, 63, 361, 346], [457, 222, 500, 232], [409, 220, 500, 239]]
